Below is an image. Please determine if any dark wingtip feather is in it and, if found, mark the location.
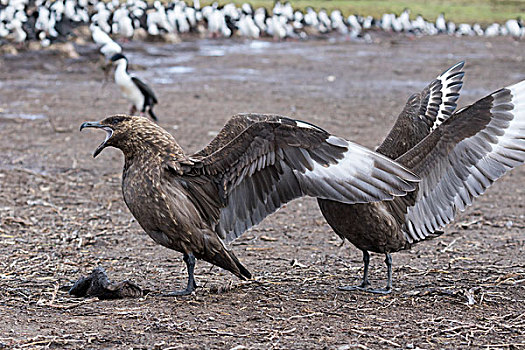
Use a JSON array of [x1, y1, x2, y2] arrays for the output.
[[148, 106, 158, 122], [228, 251, 252, 279], [447, 60, 465, 73], [238, 262, 252, 280]]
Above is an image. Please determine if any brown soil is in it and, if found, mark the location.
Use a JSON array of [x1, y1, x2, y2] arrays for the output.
[[0, 34, 524, 349]]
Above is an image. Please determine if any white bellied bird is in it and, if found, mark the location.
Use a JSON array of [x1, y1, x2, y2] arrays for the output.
[[110, 53, 158, 121]]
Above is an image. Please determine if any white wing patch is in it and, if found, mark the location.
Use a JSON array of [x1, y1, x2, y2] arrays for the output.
[[295, 120, 320, 130], [301, 137, 418, 203], [304, 138, 372, 178], [404, 79, 525, 244], [430, 61, 465, 131]]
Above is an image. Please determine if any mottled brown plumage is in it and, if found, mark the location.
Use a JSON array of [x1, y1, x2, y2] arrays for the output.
[[80, 113, 419, 295], [319, 62, 525, 294]]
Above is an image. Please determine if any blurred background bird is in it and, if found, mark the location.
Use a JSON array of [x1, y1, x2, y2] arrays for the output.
[[109, 53, 158, 121]]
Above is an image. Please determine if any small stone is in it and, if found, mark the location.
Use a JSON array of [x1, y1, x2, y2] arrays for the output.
[[161, 33, 181, 43], [230, 346, 246, 350], [133, 28, 148, 41], [49, 42, 80, 59], [0, 44, 18, 55], [27, 41, 41, 51]]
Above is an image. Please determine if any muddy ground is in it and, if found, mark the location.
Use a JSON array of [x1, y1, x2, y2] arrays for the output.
[[0, 34, 524, 349]]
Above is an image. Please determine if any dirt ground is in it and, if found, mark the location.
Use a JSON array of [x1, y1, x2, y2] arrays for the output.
[[0, 33, 524, 349]]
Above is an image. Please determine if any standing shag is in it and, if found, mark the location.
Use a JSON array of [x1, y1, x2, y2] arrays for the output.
[[110, 53, 158, 121]]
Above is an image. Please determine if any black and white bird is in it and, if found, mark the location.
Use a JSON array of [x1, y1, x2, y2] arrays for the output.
[[110, 53, 158, 122]]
